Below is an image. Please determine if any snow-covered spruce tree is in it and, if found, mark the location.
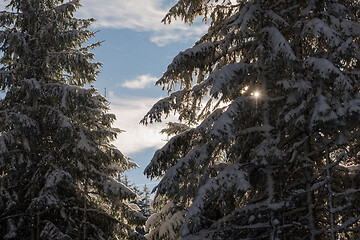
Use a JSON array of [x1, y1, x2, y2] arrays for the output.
[[140, 185, 152, 218], [142, 0, 360, 239], [0, 1, 145, 239]]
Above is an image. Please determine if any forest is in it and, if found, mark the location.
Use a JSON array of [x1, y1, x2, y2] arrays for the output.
[[1, 0, 360, 239]]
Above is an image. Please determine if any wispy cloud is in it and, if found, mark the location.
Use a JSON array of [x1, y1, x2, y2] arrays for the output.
[[0, 2, 7, 10], [0, 1, 207, 46], [77, 0, 207, 46], [108, 91, 176, 155], [121, 74, 158, 89]]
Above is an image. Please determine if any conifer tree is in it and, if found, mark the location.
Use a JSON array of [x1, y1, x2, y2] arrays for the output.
[[142, 0, 360, 239], [119, 174, 152, 220], [140, 185, 152, 218], [0, 0, 145, 239]]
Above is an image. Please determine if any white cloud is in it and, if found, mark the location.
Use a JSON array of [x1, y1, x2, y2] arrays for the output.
[[121, 74, 158, 89], [0, 1, 207, 46], [108, 91, 176, 155], [0, 2, 5, 8], [77, 0, 207, 46]]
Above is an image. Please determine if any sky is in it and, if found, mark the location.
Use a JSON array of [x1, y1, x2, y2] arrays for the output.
[[0, 0, 207, 190], [74, 0, 207, 189]]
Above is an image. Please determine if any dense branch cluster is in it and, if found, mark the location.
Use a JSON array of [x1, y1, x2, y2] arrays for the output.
[[143, 0, 360, 239], [0, 1, 145, 239]]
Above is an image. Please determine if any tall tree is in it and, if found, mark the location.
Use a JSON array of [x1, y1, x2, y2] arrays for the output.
[[0, 0, 145, 239], [142, 0, 360, 239]]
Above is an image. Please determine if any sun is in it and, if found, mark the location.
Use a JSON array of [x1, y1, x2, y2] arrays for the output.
[[253, 91, 260, 98]]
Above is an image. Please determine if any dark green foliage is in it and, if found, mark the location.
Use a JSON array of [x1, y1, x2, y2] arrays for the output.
[[143, 0, 360, 239], [0, 1, 145, 239]]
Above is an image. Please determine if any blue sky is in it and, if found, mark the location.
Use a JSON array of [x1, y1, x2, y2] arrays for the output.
[[75, 0, 207, 189]]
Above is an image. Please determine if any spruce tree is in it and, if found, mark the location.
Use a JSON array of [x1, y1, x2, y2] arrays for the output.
[[140, 185, 152, 218], [0, 0, 145, 239], [142, 0, 360, 239]]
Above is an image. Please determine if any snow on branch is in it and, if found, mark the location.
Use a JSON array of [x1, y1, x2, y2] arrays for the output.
[[145, 201, 186, 240], [144, 128, 195, 179], [40, 221, 71, 240], [74, 129, 96, 153], [253, 138, 285, 165], [302, 18, 342, 48], [141, 89, 188, 124], [300, 0, 316, 16], [28, 194, 60, 212], [99, 175, 137, 201], [261, 27, 297, 61], [304, 57, 352, 90], [41, 106, 73, 129], [1, 110, 39, 131], [28, 167, 74, 212], [310, 94, 338, 127], [329, 15, 360, 37], [160, 122, 192, 137], [170, 42, 216, 72], [349, 98, 360, 115], [41, 168, 73, 193], [123, 202, 147, 226], [209, 62, 250, 98], [237, 4, 260, 34], [142, 62, 250, 124], [195, 107, 225, 135], [200, 2, 251, 43], [54, 0, 81, 16], [155, 143, 213, 196], [263, 10, 288, 28], [180, 163, 250, 236], [336, 37, 359, 57], [158, 42, 217, 91], [106, 148, 138, 172], [209, 96, 246, 140], [284, 100, 307, 123]]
